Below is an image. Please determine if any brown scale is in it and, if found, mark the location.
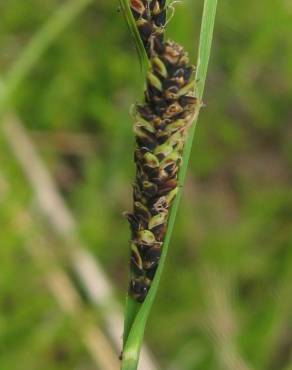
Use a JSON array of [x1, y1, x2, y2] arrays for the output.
[[124, 1, 198, 302], [130, 0, 167, 55]]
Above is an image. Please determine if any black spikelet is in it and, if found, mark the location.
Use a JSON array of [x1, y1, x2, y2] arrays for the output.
[[124, 1, 198, 302], [130, 0, 167, 56]]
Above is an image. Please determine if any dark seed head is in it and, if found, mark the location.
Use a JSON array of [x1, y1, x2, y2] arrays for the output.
[[154, 10, 166, 27], [130, 255, 144, 276], [124, 212, 140, 234], [126, 4, 197, 302], [129, 280, 149, 302]]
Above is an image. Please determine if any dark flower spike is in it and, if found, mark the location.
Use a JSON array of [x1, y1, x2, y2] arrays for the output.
[[125, 3, 198, 302]]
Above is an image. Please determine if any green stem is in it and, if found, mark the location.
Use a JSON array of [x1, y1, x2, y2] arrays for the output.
[[121, 0, 218, 369]]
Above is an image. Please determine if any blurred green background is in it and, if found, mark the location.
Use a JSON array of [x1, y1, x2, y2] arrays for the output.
[[0, 0, 291, 369]]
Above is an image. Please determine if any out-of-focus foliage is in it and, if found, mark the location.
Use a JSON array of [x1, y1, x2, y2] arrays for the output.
[[0, 1, 291, 369]]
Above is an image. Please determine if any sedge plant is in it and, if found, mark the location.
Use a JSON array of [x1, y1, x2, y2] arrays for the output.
[[120, 0, 218, 369]]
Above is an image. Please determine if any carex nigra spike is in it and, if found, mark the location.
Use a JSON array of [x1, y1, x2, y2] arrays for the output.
[[125, 1, 198, 302]]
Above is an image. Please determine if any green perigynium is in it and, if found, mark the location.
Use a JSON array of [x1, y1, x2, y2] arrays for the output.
[[125, 0, 198, 302]]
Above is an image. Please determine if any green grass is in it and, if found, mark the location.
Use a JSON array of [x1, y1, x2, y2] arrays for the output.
[[0, 1, 291, 369], [0, 0, 94, 113]]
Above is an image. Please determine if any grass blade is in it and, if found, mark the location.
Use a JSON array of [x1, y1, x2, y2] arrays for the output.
[[121, 0, 218, 369]]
